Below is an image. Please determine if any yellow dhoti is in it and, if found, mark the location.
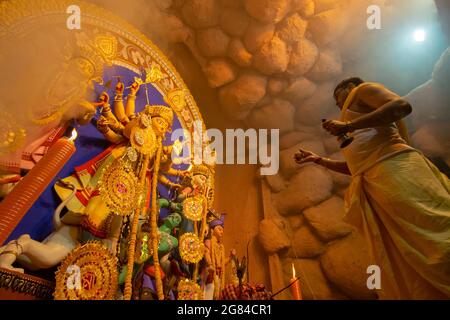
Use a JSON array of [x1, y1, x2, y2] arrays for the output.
[[345, 150, 450, 299], [341, 83, 450, 299]]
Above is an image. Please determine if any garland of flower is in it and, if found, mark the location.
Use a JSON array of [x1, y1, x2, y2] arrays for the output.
[[192, 201, 208, 281], [123, 137, 164, 300], [123, 153, 150, 300], [150, 137, 164, 300]]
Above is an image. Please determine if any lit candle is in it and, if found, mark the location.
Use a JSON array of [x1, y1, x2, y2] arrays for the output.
[[290, 263, 302, 300], [0, 129, 77, 245]]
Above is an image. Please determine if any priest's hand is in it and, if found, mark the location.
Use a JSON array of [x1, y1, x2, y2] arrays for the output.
[[322, 119, 354, 136], [294, 149, 321, 165]]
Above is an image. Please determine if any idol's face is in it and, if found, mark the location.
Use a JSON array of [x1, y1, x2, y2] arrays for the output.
[[192, 174, 207, 194], [334, 84, 355, 109], [151, 116, 169, 136], [213, 225, 224, 240], [168, 213, 182, 226]]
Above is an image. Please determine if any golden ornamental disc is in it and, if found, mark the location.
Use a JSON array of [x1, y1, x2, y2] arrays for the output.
[[164, 88, 186, 112], [179, 233, 204, 264], [130, 125, 157, 156], [54, 242, 118, 300], [182, 196, 205, 222], [99, 160, 140, 215], [177, 279, 203, 300]]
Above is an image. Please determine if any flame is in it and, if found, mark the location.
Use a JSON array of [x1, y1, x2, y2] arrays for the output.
[[69, 128, 78, 142], [292, 263, 296, 279]]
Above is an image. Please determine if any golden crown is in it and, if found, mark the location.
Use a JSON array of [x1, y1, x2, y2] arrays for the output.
[[145, 105, 174, 127], [191, 163, 214, 177]]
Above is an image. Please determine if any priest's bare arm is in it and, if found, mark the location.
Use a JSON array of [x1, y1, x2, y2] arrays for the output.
[[322, 84, 412, 137], [294, 149, 351, 176]]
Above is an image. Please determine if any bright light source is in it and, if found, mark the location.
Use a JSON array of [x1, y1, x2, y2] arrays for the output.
[[414, 29, 426, 42]]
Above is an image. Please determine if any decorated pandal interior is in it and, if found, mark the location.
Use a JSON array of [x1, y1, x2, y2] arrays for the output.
[[1, 0, 450, 302], [0, 0, 273, 300]]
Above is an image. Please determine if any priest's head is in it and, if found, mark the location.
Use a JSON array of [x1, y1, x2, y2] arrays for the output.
[[334, 77, 365, 109]]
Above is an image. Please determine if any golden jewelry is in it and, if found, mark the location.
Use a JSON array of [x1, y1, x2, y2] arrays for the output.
[[139, 113, 151, 128], [145, 64, 165, 84], [98, 159, 141, 216], [177, 279, 204, 300], [164, 88, 186, 112], [179, 233, 204, 264], [182, 195, 205, 222], [93, 34, 118, 62], [125, 147, 138, 162], [54, 241, 118, 300], [130, 125, 157, 156], [191, 164, 213, 177]]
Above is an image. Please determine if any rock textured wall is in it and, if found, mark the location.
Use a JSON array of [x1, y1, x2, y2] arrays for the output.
[[406, 48, 450, 169], [406, 1, 450, 170]]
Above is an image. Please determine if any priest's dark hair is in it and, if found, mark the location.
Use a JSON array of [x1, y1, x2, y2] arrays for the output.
[[334, 77, 365, 96]]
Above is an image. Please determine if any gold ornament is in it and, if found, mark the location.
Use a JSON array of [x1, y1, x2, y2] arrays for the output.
[[139, 113, 151, 128], [145, 64, 165, 84], [133, 130, 144, 146], [206, 175, 215, 209], [93, 34, 118, 62], [164, 88, 186, 112], [177, 279, 203, 300], [179, 233, 204, 264], [99, 159, 141, 215], [182, 195, 205, 221], [54, 241, 118, 300], [191, 164, 214, 177], [130, 126, 157, 156], [126, 147, 138, 162]]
